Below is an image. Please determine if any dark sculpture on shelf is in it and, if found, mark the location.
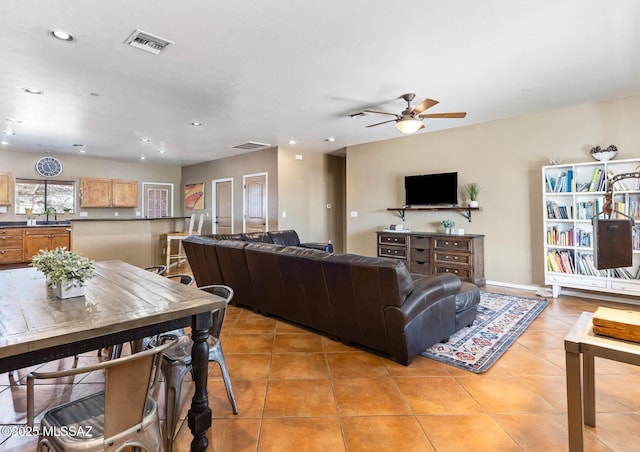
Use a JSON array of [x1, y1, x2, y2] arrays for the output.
[[593, 172, 640, 270]]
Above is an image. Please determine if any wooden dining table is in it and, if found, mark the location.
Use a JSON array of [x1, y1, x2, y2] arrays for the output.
[[0, 260, 225, 452]]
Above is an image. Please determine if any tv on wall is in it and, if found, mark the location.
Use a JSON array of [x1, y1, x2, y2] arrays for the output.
[[404, 172, 458, 206]]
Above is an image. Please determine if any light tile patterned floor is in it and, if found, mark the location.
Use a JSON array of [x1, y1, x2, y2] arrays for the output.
[[2, 284, 640, 451]]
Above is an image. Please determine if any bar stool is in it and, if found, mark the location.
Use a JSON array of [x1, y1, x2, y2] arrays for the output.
[[165, 214, 204, 269]]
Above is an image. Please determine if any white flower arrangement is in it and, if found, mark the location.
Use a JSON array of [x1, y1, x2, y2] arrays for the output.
[[31, 247, 96, 287]]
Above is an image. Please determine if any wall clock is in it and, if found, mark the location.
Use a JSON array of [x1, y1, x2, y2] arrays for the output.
[[36, 157, 63, 177]]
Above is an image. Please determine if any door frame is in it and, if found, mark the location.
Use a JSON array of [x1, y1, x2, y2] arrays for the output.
[[211, 177, 234, 234], [141, 182, 174, 218], [242, 172, 268, 233]]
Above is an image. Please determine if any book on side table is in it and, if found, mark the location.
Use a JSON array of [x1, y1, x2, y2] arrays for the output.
[[592, 306, 640, 343]]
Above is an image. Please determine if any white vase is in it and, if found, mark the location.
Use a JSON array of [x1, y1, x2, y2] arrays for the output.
[[469, 200, 479, 208], [54, 280, 85, 299]]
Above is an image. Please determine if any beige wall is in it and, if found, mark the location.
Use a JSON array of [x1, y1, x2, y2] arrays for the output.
[[181, 147, 279, 234], [0, 149, 182, 220], [346, 94, 640, 287], [277, 147, 345, 251]]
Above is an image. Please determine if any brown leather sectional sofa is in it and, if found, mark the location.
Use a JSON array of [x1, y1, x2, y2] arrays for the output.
[[183, 231, 476, 365]]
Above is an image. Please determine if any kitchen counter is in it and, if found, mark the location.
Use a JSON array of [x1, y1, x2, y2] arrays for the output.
[[69, 216, 189, 222], [0, 221, 71, 228], [70, 217, 191, 268]]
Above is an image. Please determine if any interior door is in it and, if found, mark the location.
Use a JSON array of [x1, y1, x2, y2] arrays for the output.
[[244, 173, 267, 233], [143, 183, 172, 218], [214, 179, 233, 234]]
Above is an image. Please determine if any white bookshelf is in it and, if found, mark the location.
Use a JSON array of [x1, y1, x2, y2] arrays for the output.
[[542, 157, 640, 298]]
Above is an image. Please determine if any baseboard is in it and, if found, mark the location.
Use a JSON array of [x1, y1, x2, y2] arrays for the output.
[[486, 280, 640, 306]]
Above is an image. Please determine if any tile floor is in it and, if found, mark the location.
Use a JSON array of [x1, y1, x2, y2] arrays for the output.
[[2, 284, 640, 451]]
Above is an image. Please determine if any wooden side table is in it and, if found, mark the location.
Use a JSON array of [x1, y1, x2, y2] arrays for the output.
[[565, 311, 640, 451]]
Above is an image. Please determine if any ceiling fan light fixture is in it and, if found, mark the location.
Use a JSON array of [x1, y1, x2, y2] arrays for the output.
[[395, 117, 422, 134]]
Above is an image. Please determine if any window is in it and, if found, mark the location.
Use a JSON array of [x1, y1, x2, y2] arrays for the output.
[[15, 179, 75, 214]]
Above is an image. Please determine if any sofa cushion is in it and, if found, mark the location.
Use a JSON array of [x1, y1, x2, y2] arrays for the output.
[[240, 232, 272, 243], [267, 230, 301, 247]]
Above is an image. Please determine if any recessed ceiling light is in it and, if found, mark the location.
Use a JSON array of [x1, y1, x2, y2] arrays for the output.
[[23, 88, 43, 95], [141, 138, 150, 142], [140, 156, 146, 160], [3, 131, 15, 135], [5, 118, 22, 123], [191, 121, 202, 126], [1, 141, 8, 145], [159, 150, 167, 154], [78, 149, 86, 153], [289, 139, 297, 145], [49, 30, 75, 42], [326, 136, 336, 142]]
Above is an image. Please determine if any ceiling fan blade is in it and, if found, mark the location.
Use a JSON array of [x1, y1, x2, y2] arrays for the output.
[[365, 119, 397, 128], [411, 98, 439, 114], [363, 109, 398, 117], [420, 112, 467, 119]]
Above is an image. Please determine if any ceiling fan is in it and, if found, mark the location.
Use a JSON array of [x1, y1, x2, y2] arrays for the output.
[[363, 93, 467, 134]]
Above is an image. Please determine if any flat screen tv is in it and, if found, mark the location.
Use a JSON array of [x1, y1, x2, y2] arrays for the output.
[[404, 172, 458, 206]]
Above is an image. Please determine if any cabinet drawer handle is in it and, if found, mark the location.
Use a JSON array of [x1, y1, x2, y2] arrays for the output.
[[1, 237, 5, 240], [0, 250, 4, 254], [416, 248, 424, 252], [416, 261, 425, 264]]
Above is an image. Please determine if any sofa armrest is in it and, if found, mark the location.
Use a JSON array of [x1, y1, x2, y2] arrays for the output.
[[395, 273, 460, 321], [300, 242, 334, 253]]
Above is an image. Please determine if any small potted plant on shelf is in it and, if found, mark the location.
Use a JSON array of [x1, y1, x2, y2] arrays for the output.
[[465, 182, 481, 208], [590, 145, 618, 162], [441, 219, 455, 235], [31, 247, 96, 299]]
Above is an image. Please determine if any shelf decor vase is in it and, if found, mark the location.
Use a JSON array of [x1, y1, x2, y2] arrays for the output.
[[469, 200, 479, 208], [54, 280, 85, 299]]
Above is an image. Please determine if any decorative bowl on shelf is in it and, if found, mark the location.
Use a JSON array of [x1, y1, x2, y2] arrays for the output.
[[591, 150, 617, 162], [590, 145, 617, 162]]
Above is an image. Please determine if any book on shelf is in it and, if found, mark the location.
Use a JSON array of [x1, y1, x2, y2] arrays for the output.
[[546, 201, 572, 219], [588, 167, 606, 192], [546, 250, 575, 274]]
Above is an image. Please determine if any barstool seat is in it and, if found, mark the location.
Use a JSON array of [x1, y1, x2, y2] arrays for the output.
[[165, 214, 204, 269]]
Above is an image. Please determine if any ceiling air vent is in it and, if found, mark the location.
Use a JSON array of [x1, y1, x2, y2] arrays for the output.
[[232, 141, 271, 150], [124, 29, 174, 55]]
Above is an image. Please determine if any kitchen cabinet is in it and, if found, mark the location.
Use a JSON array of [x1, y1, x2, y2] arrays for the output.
[[0, 228, 23, 263], [0, 173, 14, 206], [80, 178, 138, 208], [24, 227, 71, 261]]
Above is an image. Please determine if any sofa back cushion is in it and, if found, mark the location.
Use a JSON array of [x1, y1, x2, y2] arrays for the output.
[[215, 240, 258, 310], [322, 253, 415, 352], [277, 246, 335, 335], [183, 235, 222, 286], [267, 230, 301, 247], [244, 242, 290, 318], [240, 232, 273, 243]]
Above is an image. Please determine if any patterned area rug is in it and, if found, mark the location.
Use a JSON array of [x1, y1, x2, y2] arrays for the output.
[[420, 292, 548, 373]]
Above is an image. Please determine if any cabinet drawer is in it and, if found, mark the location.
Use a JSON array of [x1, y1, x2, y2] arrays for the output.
[[378, 246, 407, 259], [433, 251, 471, 266], [0, 248, 23, 263], [434, 238, 471, 251], [0, 228, 23, 236], [434, 265, 471, 280], [378, 234, 408, 246], [0, 236, 23, 248], [410, 248, 430, 262], [411, 235, 430, 249], [410, 260, 430, 274]]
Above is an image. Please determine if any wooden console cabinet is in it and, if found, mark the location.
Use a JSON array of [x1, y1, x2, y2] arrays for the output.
[[80, 178, 138, 208], [377, 230, 485, 286]]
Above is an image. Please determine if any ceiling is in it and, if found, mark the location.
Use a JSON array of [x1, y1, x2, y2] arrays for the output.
[[2, 1, 640, 166]]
